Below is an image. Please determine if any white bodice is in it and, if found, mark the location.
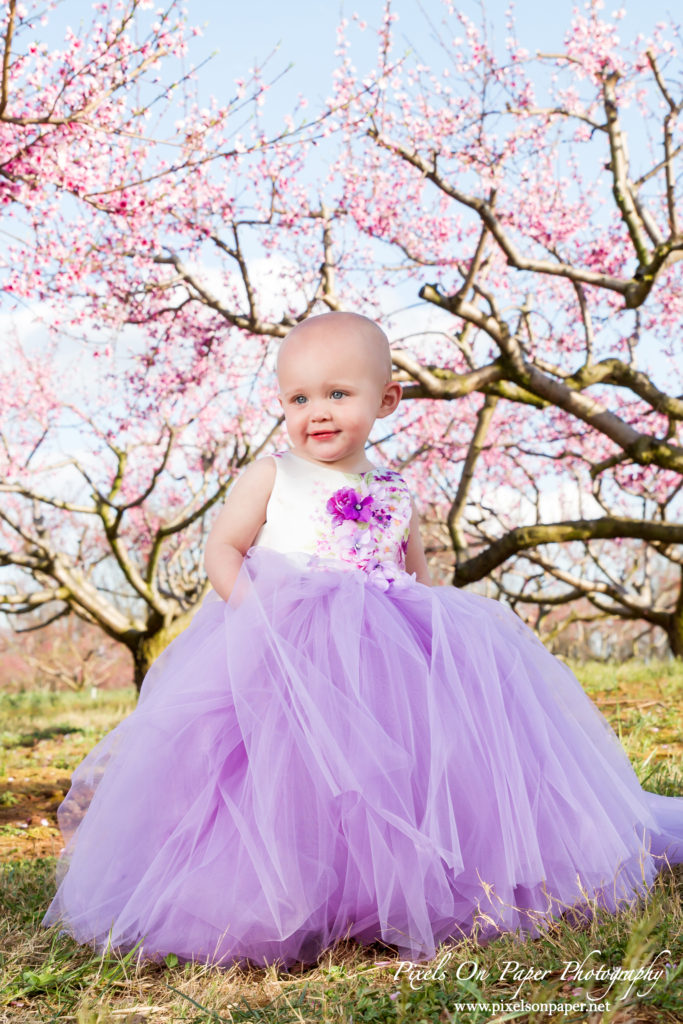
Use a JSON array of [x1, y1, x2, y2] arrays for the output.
[[252, 451, 413, 585]]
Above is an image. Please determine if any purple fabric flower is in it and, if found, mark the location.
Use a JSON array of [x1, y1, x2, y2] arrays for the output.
[[371, 507, 392, 526], [326, 487, 374, 525]]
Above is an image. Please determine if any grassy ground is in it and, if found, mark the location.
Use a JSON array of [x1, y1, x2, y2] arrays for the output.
[[1, 661, 682, 1023]]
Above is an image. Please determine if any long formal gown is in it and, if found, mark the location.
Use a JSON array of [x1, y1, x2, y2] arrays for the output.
[[42, 450, 683, 969]]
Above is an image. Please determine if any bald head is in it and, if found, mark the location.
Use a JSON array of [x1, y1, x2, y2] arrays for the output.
[[277, 312, 392, 386], [276, 311, 402, 467]]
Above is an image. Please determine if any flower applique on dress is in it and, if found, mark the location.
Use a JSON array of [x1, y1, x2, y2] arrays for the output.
[[319, 469, 414, 590]]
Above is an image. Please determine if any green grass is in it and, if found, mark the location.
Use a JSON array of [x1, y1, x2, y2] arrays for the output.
[[1, 662, 682, 1023]]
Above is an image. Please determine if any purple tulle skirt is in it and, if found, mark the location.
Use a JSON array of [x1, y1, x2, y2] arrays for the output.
[[42, 547, 683, 969]]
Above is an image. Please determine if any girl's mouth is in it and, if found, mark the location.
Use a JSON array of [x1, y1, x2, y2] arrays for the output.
[[310, 431, 338, 439]]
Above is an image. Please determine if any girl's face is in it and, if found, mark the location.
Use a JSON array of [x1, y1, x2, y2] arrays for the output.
[[277, 319, 401, 472]]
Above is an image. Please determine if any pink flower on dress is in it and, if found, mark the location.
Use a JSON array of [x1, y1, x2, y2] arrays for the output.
[[326, 487, 374, 525]]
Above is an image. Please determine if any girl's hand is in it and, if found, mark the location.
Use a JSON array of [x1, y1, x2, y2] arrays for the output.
[[405, 503, 433, 586], [204, 457, 276, 601]]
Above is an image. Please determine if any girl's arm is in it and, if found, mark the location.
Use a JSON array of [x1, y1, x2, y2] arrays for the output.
[[405, 503, 433, 586], [204, 457, 276, 601]]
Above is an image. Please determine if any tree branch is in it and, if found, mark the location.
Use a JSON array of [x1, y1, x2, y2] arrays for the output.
[[454, 517, 683, 586]]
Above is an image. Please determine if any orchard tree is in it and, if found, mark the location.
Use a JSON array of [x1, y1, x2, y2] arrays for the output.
[[0, 0, 293, 687], [0, 325, 285, 686], [328, 1, 683, 653]]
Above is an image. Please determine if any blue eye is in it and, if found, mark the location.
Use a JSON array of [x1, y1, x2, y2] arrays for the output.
[[293, 396, 307, 405], [331, 390, 345, 400]]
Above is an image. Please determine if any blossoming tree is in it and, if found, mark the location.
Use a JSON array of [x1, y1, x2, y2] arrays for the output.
[[0, 0, 290, 686], [330, 2, 683, 654]]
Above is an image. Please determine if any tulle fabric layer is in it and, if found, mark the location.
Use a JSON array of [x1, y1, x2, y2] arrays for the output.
[[42, 547, 683, 969]]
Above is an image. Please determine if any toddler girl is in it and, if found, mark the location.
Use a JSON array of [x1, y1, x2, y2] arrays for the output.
[[43, 311, 683, 969]]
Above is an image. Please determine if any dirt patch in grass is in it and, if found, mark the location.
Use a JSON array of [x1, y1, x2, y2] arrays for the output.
[[0, 689, 136, 865], [0, 733, 93, 862]]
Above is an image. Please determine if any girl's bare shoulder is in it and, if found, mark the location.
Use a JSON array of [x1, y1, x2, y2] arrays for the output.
[[228, 456, 277, 503]]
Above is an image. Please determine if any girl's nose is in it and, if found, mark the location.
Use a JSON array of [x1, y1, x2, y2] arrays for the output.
[[310, 402, 331, 421]]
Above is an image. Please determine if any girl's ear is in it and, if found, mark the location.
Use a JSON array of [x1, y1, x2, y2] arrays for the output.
[[378, 380, 403, 418]]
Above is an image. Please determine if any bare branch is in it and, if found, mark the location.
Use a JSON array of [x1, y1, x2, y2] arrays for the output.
[[0, 483, 97, 516], [447, 393, 498, 561], [646, 49, 683, 236], [0, 0, 15, 120], [602, 71, 653, 267], [454, 517, 683, 586], [152, 250, 292, 337], [391, 349, 504, 397]]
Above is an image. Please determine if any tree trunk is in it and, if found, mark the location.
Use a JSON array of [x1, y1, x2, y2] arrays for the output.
[[667, 570, 683, 658], [129, 611, 198, 692]]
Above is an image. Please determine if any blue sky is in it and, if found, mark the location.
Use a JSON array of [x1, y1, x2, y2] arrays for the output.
[[179, 1, 678, 95], [47, 0, 680, 120], [186, 0, 677, 91]]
